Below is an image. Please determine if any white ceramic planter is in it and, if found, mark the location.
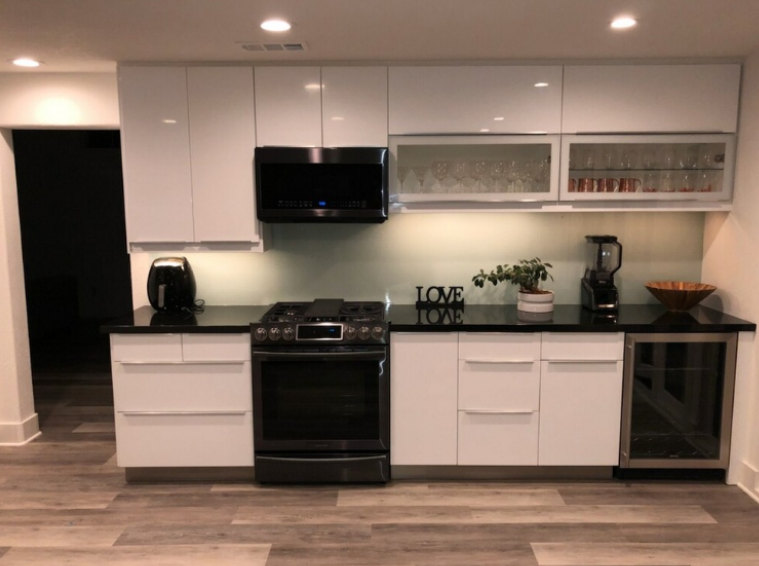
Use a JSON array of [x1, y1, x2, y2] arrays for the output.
[[517, 290, 554, 313]]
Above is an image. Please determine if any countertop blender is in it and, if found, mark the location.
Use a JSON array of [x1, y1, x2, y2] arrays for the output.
[[581, 235, 623, 311]]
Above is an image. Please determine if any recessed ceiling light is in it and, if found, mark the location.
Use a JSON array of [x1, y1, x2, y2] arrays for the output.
[[261, 19, 291, 32], [534, 82, 549, 88], [611, 16, 637, 29], [12, 58, 41, 67], [331, 116, 344, 121], [480, 128, 490, 133], [493, 117, 504, 121], [304, 83, 322, 91]]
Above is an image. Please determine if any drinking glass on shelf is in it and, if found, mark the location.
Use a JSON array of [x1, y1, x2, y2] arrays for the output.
[[619, 147, 637, 170], [396, 165, 410, 193], [641, 147, 658, 170], [679, 172, 696, 193], [679, 145, 698, 169], [660, 171, 677, 193], [450, 160, 469, 191], [662, 145, 677, 170], [411, 165, 428, 193], [471, 160, 489, 192], [641, 172, 658, 193], [430, 160, 450, 193], [489, 160, 506, 192], [697, 171, 714, 192]]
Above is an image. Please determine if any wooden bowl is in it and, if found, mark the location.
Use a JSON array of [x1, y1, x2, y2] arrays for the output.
[[645, 281, 717, 311]]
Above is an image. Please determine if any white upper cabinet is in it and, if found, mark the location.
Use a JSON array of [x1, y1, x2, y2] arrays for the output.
[[254, 67, 322, 147], [321, 67, 388, 147], [562, 65, 741, 134], [187, 67, 260, 243], [118, 66, 264, 250], [119, 67, 194, 243], [389, 66, 563, 134]]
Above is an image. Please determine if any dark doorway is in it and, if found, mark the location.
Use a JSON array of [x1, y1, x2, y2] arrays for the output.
[[13, 130, 132, 377]]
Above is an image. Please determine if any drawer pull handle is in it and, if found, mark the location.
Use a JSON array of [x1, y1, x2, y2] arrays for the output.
[[463, 359, 535, 364], [120, 410, 247, 416], [462, 409, 535, 415], [546, 359, 619, 364], [118, 361, 246, 366]]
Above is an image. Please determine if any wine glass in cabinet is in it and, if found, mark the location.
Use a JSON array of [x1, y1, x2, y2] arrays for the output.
[[560, 134, 735, 207], [389, 135, 560, 207]]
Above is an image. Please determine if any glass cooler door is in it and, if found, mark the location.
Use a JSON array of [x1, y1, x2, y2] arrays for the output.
[[620, 332, 737, 469]]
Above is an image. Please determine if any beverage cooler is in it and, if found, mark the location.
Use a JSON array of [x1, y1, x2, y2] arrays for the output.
[[620, 333, 737, 469]]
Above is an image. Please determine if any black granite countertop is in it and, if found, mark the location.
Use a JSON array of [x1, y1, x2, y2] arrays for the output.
[[102, 304, 756, 334]]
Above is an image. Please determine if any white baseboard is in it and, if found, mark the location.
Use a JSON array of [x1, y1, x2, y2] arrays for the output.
[[736, 460, 759, 505], [0, 413, 40, 445]]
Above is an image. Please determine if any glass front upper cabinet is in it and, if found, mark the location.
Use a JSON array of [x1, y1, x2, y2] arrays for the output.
[[560, 134, 735, 203], [389, 135, 561, 207]]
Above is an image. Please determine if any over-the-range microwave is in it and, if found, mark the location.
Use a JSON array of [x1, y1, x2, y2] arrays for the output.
[[254, 146, 389, 223]]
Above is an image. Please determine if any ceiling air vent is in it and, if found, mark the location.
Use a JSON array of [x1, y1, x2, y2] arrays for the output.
[[239, 42, 309, 52]]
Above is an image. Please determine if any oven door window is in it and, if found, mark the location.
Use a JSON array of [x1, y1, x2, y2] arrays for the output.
[[259, 357, 382, 441]]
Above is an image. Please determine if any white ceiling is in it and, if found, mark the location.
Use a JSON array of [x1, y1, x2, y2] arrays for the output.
[[2, 0, 759, 73]]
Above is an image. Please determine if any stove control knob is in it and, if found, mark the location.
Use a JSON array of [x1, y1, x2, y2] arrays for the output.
[[344, 326, 358, 340], [358, 326, 371, 340], [282, 327, 295, 341], [254, 327, 268, 341], [268, 327, 281, 341], [371, 326, 385, 340]]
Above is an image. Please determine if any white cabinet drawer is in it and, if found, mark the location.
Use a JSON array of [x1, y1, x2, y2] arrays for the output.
[[113, 361, 252, 411], [110, 334, 183, 362], [458, 410, 539, 466], [459, 333, 540, 361], [538, 360, 623, 466], [541, 332, 624, 361], [182, 333, 251, 361], [458, 360, 539, 410], [115, 411, 253, 467]]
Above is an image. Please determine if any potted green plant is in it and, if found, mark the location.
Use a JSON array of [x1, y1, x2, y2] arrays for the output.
[[472, 257, 554, 313]]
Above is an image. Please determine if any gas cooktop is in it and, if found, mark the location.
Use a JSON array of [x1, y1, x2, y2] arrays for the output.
[[252, 299, 387, 345], [260, 299, 385, 323]]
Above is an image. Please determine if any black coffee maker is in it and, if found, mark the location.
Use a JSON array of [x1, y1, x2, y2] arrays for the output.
[[581, 235, 622, 311]]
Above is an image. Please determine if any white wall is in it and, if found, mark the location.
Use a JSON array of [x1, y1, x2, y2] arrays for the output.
[[0, 73, 118, 127], [703, 50, 759, 500], [0, 130, 39, 444], [0, 72, 119, 445], [129, 211, 706, 308]]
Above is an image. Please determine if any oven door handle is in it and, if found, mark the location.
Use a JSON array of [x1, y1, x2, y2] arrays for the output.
[[252, 350, 386, 361]]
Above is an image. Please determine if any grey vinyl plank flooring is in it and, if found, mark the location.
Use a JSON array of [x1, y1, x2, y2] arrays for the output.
[[0, 526, 124, 548], [233, 505, 475, 524], [0, 506, 239, 527], [337, 487, 565, 507], [264, 542, 539, 566], [531, 542, 759, 565], [0, 545, 271, 566], [471, 505, 716, 524], [2, 379, 758, 566], [370, 523, 629, 544], [114, 523, 372, 546], [107, 489, 339, 509]]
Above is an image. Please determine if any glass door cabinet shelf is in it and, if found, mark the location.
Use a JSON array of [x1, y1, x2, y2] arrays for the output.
[[389, 135, 561, 206], [560, 134, 735, 203]]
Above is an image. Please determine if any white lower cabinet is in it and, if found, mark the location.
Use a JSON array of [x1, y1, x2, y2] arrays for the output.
[[390, 333, 458, 465], [389, 331, 625, 468], [538, 332, 625, 466], [110, 333, 254, 468]]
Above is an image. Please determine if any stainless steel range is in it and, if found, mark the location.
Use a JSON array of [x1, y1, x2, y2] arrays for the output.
[[250, 299, 389, 483]]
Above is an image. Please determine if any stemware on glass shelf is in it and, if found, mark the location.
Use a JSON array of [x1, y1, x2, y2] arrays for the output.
[[411, 165, 428, 194], [660, 171, 677, 193], [679, 172, 696, 193], [642, 172, 658, 193], [471, 160, 489, 192], [430, 160, 450, 193], [697, 171, 714, 193], [450, 160, 470, 192], [490, 160, 506, 192], [396, 165, 410, 193]]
